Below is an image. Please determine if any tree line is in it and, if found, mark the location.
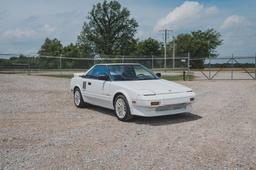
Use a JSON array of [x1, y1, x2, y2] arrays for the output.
[[1, 0, 223, 69]]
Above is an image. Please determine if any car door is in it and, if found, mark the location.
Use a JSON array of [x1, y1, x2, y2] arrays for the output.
[[81, 65, 112, 108]]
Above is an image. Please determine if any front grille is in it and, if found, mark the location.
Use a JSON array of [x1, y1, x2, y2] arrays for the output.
[[155, 103, 186, 111]]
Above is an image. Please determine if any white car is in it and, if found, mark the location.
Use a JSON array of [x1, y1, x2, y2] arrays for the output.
[[70, 63, 195, 121]]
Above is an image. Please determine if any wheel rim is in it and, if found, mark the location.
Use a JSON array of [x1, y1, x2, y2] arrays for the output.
[[115, 98, 127, 119], [74, 90, 81, 106]]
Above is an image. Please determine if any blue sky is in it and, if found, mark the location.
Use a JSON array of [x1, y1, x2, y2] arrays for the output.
[[0, 0, 256, 56]]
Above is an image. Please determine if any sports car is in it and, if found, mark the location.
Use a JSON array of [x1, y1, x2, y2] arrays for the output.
[[70, 63, 195, 121]]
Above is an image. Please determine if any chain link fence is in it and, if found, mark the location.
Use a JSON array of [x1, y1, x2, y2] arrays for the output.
[[1, 53, 256, 80]]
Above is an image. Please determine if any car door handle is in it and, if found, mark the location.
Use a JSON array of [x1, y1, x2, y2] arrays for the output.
[[88, 82, 91, 85]]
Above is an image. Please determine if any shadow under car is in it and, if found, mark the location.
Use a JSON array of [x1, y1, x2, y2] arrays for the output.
[[83, 104, 202, 125]]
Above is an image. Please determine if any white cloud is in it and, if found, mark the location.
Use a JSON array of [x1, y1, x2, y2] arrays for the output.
[[205, 6, 218, 15], [221, 15, 250, 29], [1, 24, 56, 41], [41, 24, 56, 33], [1, 28, 37, 39], [154, 1, 218, 31]]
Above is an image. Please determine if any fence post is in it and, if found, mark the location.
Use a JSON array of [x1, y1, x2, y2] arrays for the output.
[[255, 54, 256, 80], [59, 54, 62, 70], [59, 54, 62, 75], [27, 58, 31, 75], [122, 56, 124, 63], [172, 36, 175, 70], [209, 58, 211, 79], [152, 55, 154, 69], [37, 55, 40, 72], [231, 54, 234, 80], [28, 58, 31, 75]]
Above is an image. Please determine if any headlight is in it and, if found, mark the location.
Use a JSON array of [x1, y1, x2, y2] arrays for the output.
[[139, 90, 156, 96]]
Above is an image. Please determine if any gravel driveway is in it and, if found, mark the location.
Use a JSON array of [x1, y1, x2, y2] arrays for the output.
[[0, 74, 256, 170]]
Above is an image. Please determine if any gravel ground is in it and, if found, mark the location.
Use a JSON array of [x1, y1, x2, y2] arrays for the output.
[[0, 74, 256, 170]]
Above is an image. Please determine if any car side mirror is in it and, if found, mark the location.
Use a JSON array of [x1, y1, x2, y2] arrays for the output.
[[79, 75, 86, 78], [98, 74, 109, 81], [156, 73, 161, 78]]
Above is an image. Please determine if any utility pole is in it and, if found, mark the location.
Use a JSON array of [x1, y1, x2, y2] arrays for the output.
[[187, 52, 190, 80], [160, 29, 172, 69]]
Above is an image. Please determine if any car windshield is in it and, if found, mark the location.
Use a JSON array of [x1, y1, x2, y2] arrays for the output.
[[108, 64, 158, 81]]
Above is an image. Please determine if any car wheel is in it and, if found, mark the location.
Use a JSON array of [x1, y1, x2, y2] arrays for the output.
[[114, 94, 133, 121], [74, 88, 86, 108]]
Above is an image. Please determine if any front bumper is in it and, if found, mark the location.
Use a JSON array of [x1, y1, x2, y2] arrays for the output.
[[130, 92, 195, 117]]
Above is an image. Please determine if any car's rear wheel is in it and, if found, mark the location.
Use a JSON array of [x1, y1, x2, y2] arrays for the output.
[[114, 94, 133, 121], [74, 88, 86, 108]]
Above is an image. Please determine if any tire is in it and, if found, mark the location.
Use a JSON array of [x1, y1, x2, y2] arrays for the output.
[[73, 88, 86, 108], [114, 94, 133, 121]]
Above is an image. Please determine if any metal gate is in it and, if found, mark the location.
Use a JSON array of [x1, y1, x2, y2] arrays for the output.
[[191, 56, 256, 80]]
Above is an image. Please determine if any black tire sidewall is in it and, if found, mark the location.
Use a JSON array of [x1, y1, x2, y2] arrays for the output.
[[74, 88, 85, 108], [114, 95, 132, 121]]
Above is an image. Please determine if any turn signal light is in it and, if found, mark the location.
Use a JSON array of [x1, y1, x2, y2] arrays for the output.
[[151, 101, 160, 106]]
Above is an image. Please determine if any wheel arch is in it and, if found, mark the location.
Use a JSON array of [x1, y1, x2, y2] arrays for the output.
[[72, 85, 80, 93], [112, 91, 131, 107], [74, 85, 80, 90]]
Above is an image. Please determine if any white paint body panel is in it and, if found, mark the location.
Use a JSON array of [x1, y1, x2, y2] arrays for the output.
[[70, 73, 195, 117]]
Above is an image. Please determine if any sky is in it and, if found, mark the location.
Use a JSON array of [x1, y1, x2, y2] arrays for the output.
[[0, 0, 256, 57]]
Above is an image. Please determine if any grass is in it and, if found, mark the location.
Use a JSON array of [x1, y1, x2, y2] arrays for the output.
[[0, 69, 195, 81], [38, 74, 74, 79], [161, 75, 194, 81]]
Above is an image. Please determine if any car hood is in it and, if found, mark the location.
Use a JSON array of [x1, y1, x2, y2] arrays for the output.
[[112, 79, 192, 95]]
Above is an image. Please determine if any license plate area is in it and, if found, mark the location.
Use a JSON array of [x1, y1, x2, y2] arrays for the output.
[[155, 103, 186, 111]]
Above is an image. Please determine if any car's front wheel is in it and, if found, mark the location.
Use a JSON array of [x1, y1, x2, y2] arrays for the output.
[[74, 88, 86, 108], [114, 94, 133, 121]]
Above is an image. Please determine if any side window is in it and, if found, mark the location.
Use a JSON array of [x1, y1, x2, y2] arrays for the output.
[[85, 65, 108, 79], [134, 65, 152, 77]]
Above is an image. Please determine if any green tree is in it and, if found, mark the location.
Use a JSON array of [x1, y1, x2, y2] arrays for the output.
[[38, 38, 63, 69], [136, 38, 161, 56], [77, 0, 138, 55], [169, 29, 222, 68], [38, 38, 63, 56], [62, 43, 92, 69], [62, 43, 80, 58]]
